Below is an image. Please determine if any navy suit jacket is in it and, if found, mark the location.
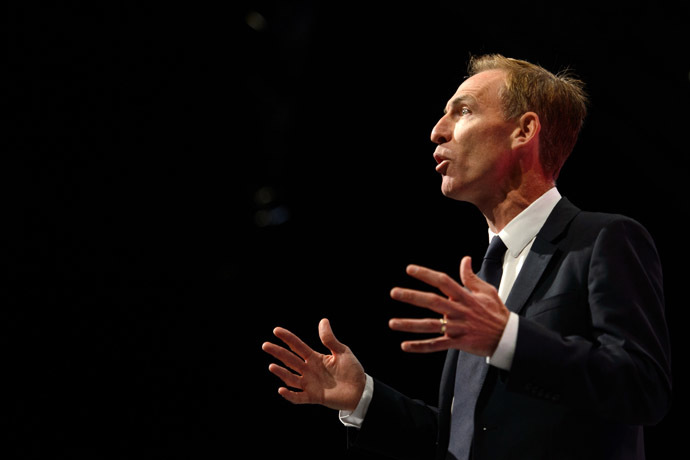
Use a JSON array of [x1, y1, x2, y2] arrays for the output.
[[348, 198, 672, 460]]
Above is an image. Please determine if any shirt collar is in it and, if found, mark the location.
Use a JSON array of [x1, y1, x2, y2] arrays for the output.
[[488, 187, 562, 258]]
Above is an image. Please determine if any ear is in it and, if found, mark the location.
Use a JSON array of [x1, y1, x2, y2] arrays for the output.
[[511, 111, 541, 150]]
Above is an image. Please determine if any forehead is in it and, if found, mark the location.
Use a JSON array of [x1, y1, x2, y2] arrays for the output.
[[447, 69, 506, 109]]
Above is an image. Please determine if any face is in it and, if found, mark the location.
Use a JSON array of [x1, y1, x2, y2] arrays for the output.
[[431, 69, 518, 206]]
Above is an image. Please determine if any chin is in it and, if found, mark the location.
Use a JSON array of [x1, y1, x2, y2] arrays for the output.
[[440, 177, 461, 199], [440, 177, 473, 203]]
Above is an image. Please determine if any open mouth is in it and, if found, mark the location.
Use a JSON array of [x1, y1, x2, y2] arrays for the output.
[[436, 160, 449, 175], [434, 152, 450, 175]]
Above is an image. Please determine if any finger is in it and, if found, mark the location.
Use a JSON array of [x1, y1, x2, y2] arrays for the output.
[[272, 327, 315, 360], [268, 363, 302, 389], [400, 336, 455, 353], [405, 264, 467, 299], [262, 341, 306, 373], [319, 318, 347, 355], [277, 387, 312, 405], [390, 287, 456, 316], [388, 317, 446, 334], [459, 256, 494, 294]]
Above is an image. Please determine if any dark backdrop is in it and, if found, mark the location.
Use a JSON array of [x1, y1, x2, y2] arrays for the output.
[[7, 1, 688, 458]]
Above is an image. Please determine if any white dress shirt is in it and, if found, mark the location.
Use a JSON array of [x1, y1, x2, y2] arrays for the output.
[[340, 187, 563, 428]]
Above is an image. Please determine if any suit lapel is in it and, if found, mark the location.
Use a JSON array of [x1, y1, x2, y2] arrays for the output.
[[504, 237, 555, 314], [504, 197, 580, 315]]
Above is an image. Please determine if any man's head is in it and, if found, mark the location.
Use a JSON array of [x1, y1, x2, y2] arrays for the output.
[[431, 54, 588, 208], [468, 54, 588, 180]]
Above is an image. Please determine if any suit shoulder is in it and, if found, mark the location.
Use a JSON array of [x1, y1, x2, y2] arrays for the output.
[[572, 210, 651, 236], [564, 210, 659, 262], [544, 198, 650, 242], [553, 202, 657, 253]]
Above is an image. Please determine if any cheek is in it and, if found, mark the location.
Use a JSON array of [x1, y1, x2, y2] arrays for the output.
[[453, 123, 475, 146], [452, 124, 487, 166], [453, 121, 496, 155], [455, 122, 511, 157]]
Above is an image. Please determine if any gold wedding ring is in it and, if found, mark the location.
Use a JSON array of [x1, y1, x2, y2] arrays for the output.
[[440, 318, 447, 335]]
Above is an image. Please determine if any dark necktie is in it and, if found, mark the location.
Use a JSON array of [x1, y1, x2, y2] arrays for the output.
[[447, 236, 507, 460]]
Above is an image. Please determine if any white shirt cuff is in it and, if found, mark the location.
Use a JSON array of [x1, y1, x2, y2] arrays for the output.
[[486, 312, 519, 371], [339, 374, 374, 428]]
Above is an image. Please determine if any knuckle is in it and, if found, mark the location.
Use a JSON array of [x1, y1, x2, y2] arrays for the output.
[[438, 273, 453, 287], [450, 324, 466, 337], [431, 295, 446, 309]]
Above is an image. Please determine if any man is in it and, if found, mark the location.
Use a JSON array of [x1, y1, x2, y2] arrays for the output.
[[261, 54, 671, 459]]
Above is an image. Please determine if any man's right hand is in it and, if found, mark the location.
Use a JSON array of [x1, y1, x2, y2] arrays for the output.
[[262, 318, 366, 412]]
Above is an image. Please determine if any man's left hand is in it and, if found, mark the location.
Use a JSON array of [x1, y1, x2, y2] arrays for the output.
[[389, 256, 510, 357]]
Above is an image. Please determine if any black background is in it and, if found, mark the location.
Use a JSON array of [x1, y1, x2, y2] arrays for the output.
[[7, 1, 688, 458]]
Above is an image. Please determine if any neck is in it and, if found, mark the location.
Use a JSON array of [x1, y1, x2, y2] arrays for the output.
[[481, 177, 554, 233]]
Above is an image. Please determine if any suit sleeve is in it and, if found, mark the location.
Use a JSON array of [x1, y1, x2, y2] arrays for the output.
[[347, 378, 439, 460], [507, 217, 672, 425]]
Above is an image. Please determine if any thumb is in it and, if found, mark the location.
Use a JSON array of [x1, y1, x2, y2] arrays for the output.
[[459, 256, 487, 293], [319, 318, 348, 355]]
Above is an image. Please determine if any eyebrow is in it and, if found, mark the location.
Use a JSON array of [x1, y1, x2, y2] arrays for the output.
[[444, 95, 477, 114]]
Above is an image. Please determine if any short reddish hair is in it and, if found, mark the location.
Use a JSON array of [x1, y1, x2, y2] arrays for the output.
[[469, 54, 589, 180]]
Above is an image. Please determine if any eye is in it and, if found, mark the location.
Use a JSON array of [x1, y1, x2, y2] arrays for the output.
[[461, 107, 471, 115]]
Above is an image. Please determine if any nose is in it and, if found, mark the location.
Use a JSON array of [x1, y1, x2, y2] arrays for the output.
[[430, 115, 452, 144]]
